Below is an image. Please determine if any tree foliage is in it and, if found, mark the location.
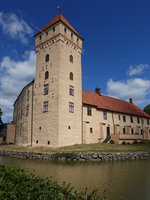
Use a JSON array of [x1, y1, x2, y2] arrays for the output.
[[144, 104, 150, 115]]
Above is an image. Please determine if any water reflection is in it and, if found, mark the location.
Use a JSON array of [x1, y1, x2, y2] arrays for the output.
[[0, 156, 150, 200]]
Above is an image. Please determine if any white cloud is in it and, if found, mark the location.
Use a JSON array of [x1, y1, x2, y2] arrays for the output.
[[0, 50, 36, 122], [0, 12, 33, 44], [127, 64, 148, 76], [107, 78, 150, 105]]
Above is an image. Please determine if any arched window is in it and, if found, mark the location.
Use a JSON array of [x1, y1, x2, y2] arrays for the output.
[[69, 55, 73, 63], [69, 72, 73, 80], [45, 71, 49, 80], [45, 54, 49, 62]]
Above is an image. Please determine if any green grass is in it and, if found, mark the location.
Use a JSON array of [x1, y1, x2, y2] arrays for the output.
[[0, 140, 150, 153]]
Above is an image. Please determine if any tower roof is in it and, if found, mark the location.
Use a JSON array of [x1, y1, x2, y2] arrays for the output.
[[35, 13, 82, 39]]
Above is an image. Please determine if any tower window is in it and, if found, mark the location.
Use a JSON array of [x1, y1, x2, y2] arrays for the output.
[[48, 141, 50, 145], [36, 140, 38, 144], [69, 102, 74, 113], [69, 85, 74, 96], [44, 84, 49, 95], [90, 128, 93, 133], [69, 72, 73, 80], [87, 107, 92, 116], [70, 55, 73, 63], [53, 27, 55, 32], [64, 27, 67, 32], [45, 54, 49, 62], [43, 101, 48, 112], [26, 105, 29, 116], [45, 71, 49, 80]]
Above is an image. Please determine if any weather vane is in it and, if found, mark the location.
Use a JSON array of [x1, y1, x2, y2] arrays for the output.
[[57, 6, 61, 14]]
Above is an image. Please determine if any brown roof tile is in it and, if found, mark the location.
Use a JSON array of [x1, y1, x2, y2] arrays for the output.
[[36, 13, 81, 38], [83, 90, 150, 118]]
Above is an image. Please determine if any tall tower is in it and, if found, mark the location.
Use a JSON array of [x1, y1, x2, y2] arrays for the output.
[[33, 13, 83, 146]]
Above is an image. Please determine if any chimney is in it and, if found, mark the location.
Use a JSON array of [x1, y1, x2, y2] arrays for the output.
[[129, 98, 133, 103], [95, 87, 101, 96]]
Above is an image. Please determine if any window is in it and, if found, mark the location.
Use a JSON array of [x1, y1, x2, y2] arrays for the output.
[[48, 141, 50, 145], [87, 107, 92, 116], [137, 117, 140, 124], [123, 128, 126, 134], [142, 119, 144, 124], [118, 114, 121, 120], [45, 71, 49, 80], [27, 90, 29, 101], [64, 27, 67, 32], [69, 72, 73, 80], [46, 31, 48, 36], [71, 33, 73, 37], [26, 105, 29, 116], [39, 127, 41, 130], [53, 27, 55, 32], [147, 119, 149, 125], [69, 102, 74, 113], [103, 111, 107, 120], [69, 85, 74, 96], [45, 54, 49, 62], [131, 128, 134, 135], [130, 116, 133, 123], [69, 55, 73, 63], [68, 126, 71, 129], [36, 140, 38, 144], [90, 128, 93, 133], [44, 84, 48, 95], [39, 35, 42, 40], [43, 101, 48, 112], [141, 129, 143, 135], [123, 115, 126, 122], [77, 37, 79, 42]]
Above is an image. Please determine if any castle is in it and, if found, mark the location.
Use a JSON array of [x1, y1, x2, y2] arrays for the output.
[[13, 13, 150, 146]]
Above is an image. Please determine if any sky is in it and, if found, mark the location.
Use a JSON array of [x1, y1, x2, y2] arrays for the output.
[[0, 0, 150, 122]]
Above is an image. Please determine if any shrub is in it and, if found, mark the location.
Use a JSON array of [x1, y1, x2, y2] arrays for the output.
[[0, 165, 107, 200], [133, 140, 139, 144], [109, 140, 115, 144], [122, 141, 126, 145]]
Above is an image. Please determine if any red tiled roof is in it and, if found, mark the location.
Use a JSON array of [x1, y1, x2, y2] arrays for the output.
[[83, 90, 150, 118], [36, 13, 81, 38]]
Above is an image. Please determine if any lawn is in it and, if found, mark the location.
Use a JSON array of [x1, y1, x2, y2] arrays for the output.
[[0, 141, 150, 153]]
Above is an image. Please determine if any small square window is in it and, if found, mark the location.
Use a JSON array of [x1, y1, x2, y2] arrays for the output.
[[103, 111, 107, 120], [68, 126, 71, 129], [87, 107, 92, 116], [39, 127, 41, 130], [123, 116, 126, 122], [90, 128, 93, 133], [69, 102, 74, 113], [43, 101, 48, 112], [69, 85, 74, 96]]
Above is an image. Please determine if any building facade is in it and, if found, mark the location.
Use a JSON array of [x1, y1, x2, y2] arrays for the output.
[[13, 14, 150, 147]]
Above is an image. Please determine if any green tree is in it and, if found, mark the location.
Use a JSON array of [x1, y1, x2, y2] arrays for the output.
[[0, 108, 3, 130], [144, 104, 150, 115]]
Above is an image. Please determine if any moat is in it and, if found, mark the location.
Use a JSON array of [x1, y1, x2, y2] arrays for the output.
[[0, 156, 150, 200]]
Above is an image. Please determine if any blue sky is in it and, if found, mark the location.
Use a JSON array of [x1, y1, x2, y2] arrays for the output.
[[0, 0, 150, 122]]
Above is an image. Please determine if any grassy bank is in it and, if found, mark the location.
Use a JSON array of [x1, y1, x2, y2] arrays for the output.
[[0, 165, 106, 200], [0, 141, 150, 153]]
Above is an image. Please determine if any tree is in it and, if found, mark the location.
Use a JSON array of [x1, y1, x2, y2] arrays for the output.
[[0, 108, 3, 130], [144, 104, 150, 115]]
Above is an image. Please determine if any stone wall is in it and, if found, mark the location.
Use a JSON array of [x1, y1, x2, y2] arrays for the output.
[[0, 150, 150, 162]]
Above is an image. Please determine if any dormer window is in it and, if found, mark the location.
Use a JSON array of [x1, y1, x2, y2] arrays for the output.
[[69, 55, 73, 63], [45, 71, 49, 80], [45, 54, 49, 62]]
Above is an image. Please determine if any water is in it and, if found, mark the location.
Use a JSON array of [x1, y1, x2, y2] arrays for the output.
[[0, 156, 150, 200]]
